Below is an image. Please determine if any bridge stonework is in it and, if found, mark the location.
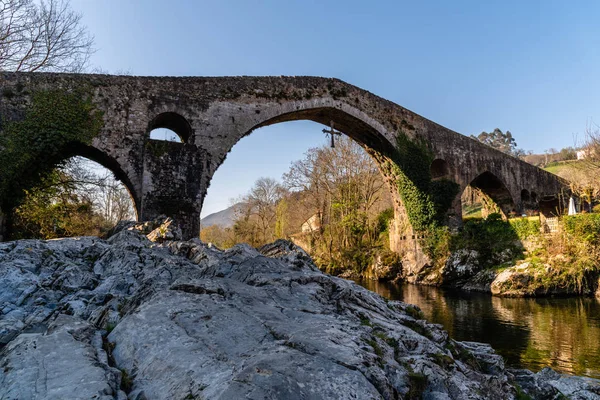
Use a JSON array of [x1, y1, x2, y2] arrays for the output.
[[0, 73, 568, 272]]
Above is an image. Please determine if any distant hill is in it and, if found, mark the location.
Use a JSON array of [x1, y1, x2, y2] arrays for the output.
[[543, 160, 581, 175], [200, 203, 242, 229], [522, 149, 578, 168], [543, 160, 590, 186]]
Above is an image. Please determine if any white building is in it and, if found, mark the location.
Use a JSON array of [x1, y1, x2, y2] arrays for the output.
[[301, 214, 321, 233]]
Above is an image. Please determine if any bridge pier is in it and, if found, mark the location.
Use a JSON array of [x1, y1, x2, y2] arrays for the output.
[[140, 205, 201, 240], [446, 194, 463, 231], [140, 141, 207, 240]]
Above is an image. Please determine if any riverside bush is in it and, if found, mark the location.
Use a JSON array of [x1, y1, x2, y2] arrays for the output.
[[450, 213, 522, 267], [509, 217, 541, 240], [499, 215, 600, 295], [563, 214, 600, 246]]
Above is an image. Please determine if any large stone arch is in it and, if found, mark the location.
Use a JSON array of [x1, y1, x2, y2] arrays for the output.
[[201, 102, 416, 258], [199, 97, 395, 169]]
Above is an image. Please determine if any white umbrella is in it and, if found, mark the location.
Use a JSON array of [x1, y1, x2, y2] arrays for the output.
[[568, 197, 577, 215]]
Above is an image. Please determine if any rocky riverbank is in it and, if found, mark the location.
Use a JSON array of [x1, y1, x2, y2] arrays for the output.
[[389, 214, 600, 298], [1, 220, 599, 399], [424, 249, 600, 298]]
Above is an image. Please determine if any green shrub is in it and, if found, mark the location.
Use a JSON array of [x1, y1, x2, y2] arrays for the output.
[[451, 213, 522, 267], [420, 226, 451, 267], [509, 217, 541, 240], [376, 208, 394, 235], [563, 214, 600, 246]]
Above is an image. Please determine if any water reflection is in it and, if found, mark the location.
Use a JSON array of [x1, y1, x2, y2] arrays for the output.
[[356, 280, 600, 378]]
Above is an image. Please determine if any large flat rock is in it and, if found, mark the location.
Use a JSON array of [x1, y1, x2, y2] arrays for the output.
[[1, 233, 598, 399]]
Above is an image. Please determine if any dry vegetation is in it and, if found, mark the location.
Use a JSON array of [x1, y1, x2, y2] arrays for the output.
[[201, 136, 394, 274]]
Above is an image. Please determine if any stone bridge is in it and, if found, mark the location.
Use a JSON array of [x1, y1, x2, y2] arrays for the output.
[[0, 73, 568, 266]]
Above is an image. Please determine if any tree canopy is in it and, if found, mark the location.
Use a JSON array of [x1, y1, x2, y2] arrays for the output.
[[472, 128, 518, 156]]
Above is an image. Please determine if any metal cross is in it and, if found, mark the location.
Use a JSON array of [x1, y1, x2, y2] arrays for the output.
[[322, 120, 342, 148]]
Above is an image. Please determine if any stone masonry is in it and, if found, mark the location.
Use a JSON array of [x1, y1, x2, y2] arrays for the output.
[[0, 73, 568, 269]]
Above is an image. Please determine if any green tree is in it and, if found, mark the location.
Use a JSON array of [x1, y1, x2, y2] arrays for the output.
[[472, 128, 518, 156], [11, 169, 107, 239]]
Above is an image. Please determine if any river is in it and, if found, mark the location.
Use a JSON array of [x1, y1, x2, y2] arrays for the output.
[[355, 280, 600, 379]]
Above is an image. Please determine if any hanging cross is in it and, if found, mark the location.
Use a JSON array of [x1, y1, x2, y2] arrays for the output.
[[322, 120, 342, 148]]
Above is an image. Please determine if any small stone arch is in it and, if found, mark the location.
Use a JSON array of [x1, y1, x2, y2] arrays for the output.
[[430, 159, 449, 179], [464, 171, 516, 219], [147, 112, 193, 143], [521, 189, 530, 202]]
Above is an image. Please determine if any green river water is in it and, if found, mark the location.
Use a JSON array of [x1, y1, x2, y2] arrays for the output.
[[356, 280, 600, 379]]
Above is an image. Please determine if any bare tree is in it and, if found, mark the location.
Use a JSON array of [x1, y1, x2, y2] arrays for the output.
[[567, 124, 600, 209], [65, 158, 136, 224], [582, 124, 600, 167], [283, 136, 392, 265], [0, 0, 93, 72], [234, 177, 284, 246]]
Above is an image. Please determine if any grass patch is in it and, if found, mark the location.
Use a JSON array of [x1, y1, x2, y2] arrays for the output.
[[404, 305, 425, 320], [120, 368, 133, 393], [407, 372, 428, 399], [462, 203, 483, 219], [513, 383, 533, 400], [105, 322, 116, 334], [365, 338, 384, 358], [360, 315, 373, 327], [431, 352, 454, 369], [403, 320, 433, 340], [447, 342, 480, 370]]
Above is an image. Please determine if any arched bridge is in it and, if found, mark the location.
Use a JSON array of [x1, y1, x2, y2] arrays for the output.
[[0, 73, 568, 265]]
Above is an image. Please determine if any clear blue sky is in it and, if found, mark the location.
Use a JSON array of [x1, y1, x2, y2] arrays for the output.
[[72, 0, 600, 217]]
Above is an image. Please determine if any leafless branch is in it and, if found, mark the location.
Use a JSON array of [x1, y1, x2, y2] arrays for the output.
[[0, 0, 93, 72]]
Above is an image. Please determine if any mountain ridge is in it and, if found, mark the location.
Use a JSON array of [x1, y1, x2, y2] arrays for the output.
[[200, 203, 242, 228]]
